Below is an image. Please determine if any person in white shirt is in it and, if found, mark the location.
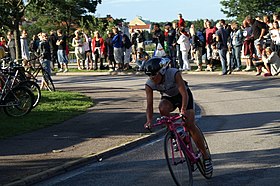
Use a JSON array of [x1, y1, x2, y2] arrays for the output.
[[177, 28, 191, 71], [262, 47, 280, 76], [270, 21, 280, 56]]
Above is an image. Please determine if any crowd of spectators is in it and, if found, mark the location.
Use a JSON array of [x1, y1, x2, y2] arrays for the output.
[[0, 12, 280, 77]]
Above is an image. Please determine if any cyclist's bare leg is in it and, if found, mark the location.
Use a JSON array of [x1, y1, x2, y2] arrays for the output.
[[184, 109, 210, 159], [158, 99, 175, 116]]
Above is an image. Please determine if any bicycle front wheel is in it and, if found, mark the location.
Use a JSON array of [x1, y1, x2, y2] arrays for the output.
[[164, 131, 193, 186], [42, 70, 55, 92], [3, 86, 34, 117], [18, 81, 41, 108]]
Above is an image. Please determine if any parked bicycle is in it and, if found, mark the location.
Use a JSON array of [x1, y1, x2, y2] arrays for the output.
[[0, 67, 34, 117], [0, 57, 41, 108], [149, 114, 212, 186]]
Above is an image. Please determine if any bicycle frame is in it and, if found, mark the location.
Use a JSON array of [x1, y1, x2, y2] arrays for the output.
[[153, 114, 202, 165]]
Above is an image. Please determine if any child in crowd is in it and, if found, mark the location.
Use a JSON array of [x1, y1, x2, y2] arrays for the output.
[[207, 43, 220, 71], [260, 47, 280, 76], [136, 47, 150, 71]]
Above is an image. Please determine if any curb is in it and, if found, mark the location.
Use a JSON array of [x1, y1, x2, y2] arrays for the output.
[[51, 70, 264, 77], [4, 129, 166, 186]]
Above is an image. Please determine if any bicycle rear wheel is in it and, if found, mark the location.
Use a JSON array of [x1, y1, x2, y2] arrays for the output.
[[3, 86, 34, 117], [18, 81, 41, 108], [192, 126, 213, 179], [42, 70, 55, 92], [164, 131, 193, 186]]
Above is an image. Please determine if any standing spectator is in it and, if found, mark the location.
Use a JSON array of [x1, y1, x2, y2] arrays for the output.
[[112, 27, 123, 71], [0, 36, 7, 47], [190, 26, 203, 71], [0, 37, 5, 59], [130, 29, 138, 63], [72, 30, 85, 70], [0, 36, 7, 58], [20, 30, 30, 60], [219, 19, 233, 72], [56, 29, 68, 72], [173, 21, 183, 69], [136, 30, 145, 50], [122, 33, 132, 70], [37, 33, 51, 89], [216, 22, 229, 75], [164, 22, 177, 67], [83, 32, 93, 70], [270, 21, 280, 56], [49, 30, 60, 70], [6, 31, 16, 61], [245, 15, 268, 59], [230, 22, 243, 71], [105, 31, 115, 71], [242, 19, 255, 71], [29, 34, 40, 58], [178, 13, 186, 28], [205, 20, 217, 71], [177, 27, 191, 71], [152, 23, 165, 49], [91, 31, 105, 70]]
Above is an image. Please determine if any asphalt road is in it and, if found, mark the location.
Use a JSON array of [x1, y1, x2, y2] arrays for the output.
[[36, 73, 280, 186]]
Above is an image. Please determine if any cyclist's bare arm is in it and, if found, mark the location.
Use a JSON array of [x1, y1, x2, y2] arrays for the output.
[[145, 84, 154, 128], [175, 72, 189, 114]]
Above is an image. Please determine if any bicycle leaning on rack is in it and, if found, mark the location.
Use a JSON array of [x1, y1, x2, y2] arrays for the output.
[[149, 114, 212, 186]]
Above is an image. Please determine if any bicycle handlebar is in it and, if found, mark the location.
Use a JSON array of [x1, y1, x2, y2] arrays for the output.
[[145, 114, 186, 132]]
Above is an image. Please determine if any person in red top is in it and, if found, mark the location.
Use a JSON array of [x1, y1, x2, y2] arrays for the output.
[[92, 31, 106, 70], [178, 13, 185, 28], [205, 20, 217, 71]]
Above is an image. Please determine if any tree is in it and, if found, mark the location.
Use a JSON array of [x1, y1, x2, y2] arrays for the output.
[[25, 0, 102, 36], [0, 0, 102, 59], [0, 0, 32, 59], [220, 0, 280, 22]]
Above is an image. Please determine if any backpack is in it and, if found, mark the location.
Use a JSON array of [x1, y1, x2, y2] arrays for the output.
[[193, 35, 203, 48], [196, 31, 205, 46]]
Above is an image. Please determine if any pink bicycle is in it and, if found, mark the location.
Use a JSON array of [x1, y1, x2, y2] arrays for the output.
[[149, 114, 212, 186]]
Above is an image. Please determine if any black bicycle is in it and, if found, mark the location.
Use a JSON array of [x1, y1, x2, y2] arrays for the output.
[[0, 68, 34, 117], [1, 57, 41, 108]]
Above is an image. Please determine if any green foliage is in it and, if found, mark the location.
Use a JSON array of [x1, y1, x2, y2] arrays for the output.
[[191, 19, 205, 31], [0, 0, 25, 29], [220, 0, 280, 22], [25, 0, 102, 35]]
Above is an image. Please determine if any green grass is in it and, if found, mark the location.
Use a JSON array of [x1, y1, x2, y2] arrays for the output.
[[0, 91, 93, 139]]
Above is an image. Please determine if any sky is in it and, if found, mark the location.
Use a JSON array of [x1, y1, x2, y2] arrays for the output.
[[95, 0, 228, 22]]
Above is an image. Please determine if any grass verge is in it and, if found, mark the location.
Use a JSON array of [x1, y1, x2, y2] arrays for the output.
[[0, 91, 93, 139]]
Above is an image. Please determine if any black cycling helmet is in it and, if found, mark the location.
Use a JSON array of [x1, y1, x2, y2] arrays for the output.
[[144, 57, 170, 76]]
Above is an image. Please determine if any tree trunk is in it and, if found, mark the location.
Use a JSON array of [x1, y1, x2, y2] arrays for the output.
[[14, 20, 21, 61]]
